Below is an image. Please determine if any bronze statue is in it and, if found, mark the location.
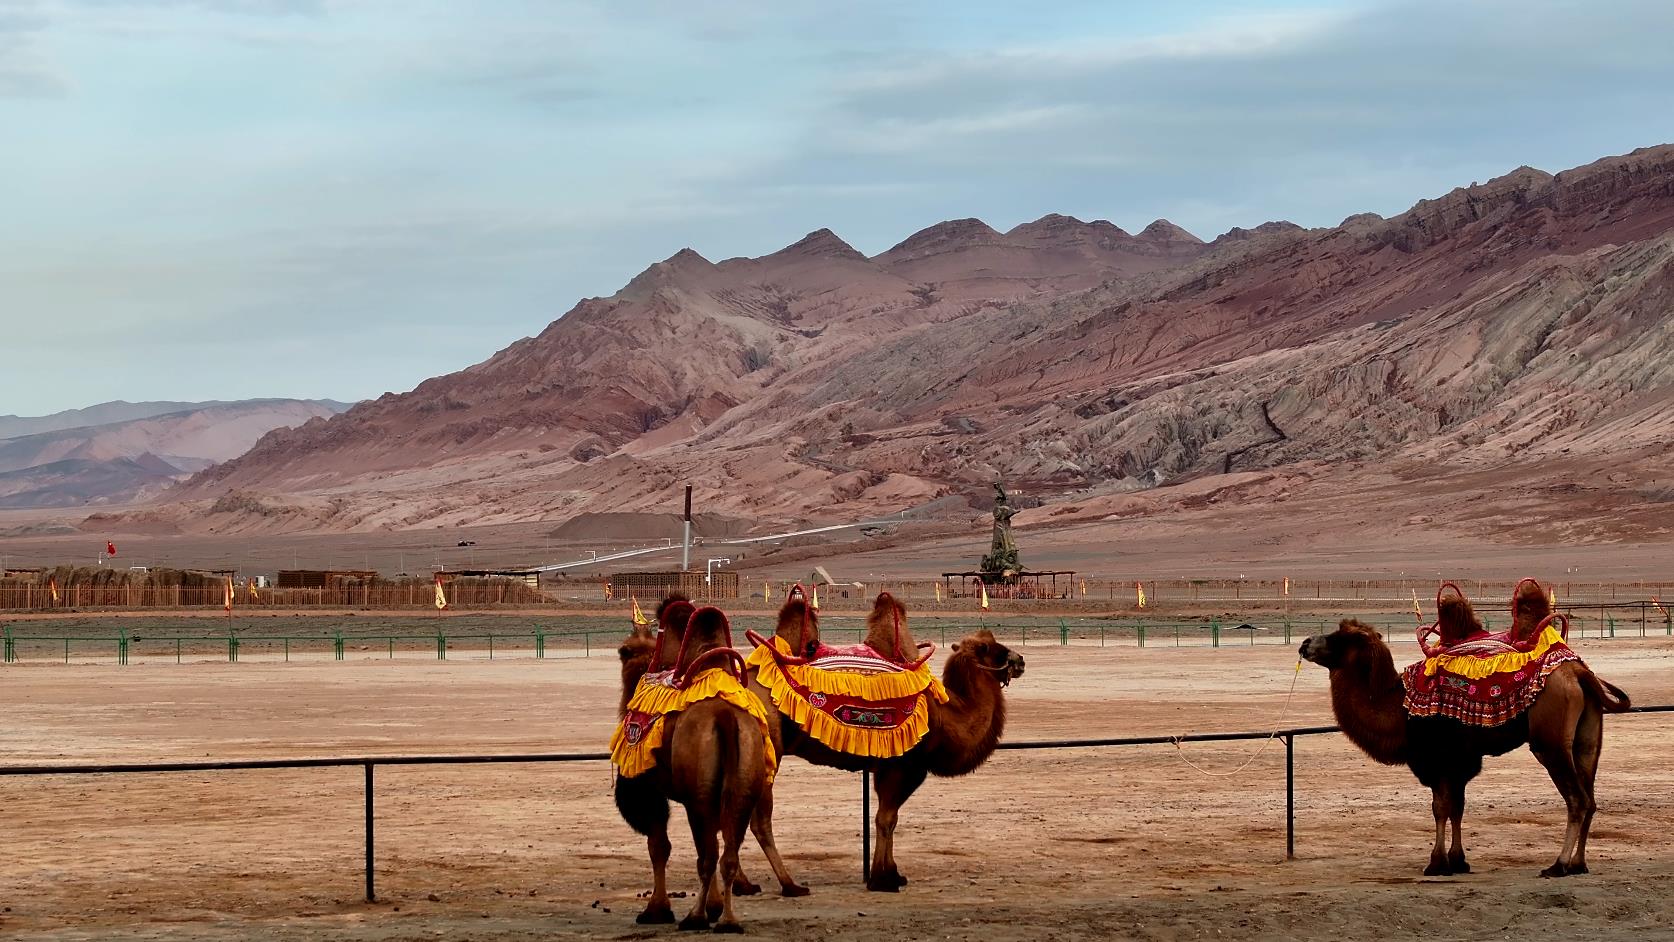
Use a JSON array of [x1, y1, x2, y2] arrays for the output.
[[980, 483, 1021, 578]]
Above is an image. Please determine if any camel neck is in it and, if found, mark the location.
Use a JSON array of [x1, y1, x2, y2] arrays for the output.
[[1329, 646, 1408, 766], [928, 653, 1007, 776]]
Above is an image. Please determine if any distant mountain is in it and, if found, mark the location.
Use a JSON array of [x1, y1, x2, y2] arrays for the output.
[[108, 144, 1674, 539], [0, 399, 352, 508], [0, 399, 352, 441]]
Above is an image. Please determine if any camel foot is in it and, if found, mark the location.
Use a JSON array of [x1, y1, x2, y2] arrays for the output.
[[1541, 860, 1587, 878], [866, 870, 907, 892], [1422, 860, 1452, 877], [779, 882, 811, 898], [1447, 855, 1471, 875], [712, 922, 745, 934], [636, 904, 676, 925], [679, 914, 712, 931], [731, 876, 762, 896]]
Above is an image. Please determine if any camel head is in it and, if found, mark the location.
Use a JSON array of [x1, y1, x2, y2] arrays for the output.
[[775, 585, 819, 658], [1511, 578, 1552, 636], [950, 628, 1025, 686], [1299, 619, 1390, 672], [864, 591, 917, 663]]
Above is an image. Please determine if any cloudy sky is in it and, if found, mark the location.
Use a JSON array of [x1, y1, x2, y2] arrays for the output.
[[4, 0, 1672, 415]]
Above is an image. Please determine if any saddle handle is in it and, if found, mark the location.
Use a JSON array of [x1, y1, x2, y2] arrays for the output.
[[1436, 581, 1467, 610], [745, 629, 813, 666], [1416, 622, 1446, 658], [1529, 612, 1570, 647], [674, 646, 747, 689]]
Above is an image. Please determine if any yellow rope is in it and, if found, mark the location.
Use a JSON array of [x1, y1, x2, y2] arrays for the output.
[[1168, 661, 1304, 778]]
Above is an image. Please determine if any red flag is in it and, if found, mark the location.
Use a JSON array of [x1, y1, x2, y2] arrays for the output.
[[106, 541, 117, 557]]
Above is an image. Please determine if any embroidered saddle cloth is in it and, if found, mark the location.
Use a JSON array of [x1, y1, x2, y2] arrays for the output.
[[1401, 624, 1583, 727], [610, 667, 778, 781], [745, 635, 948, 758]]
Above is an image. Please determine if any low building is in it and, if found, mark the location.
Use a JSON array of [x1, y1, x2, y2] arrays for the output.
[[610, 570, 739, 601], [276, 569, 378, 589]]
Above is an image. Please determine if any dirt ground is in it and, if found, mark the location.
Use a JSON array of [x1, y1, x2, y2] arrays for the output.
[[4, 636, 1674, 941]]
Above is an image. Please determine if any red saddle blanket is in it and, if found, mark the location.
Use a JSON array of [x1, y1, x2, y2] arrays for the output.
[[745, 635, 948, 758], [1401, 625, 1582, 727]]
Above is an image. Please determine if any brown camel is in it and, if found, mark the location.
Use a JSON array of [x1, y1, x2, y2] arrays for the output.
[[636, 593, 808, 900], [1300, 619, 1631, 877], [746, 591, 1025, 891], [614, 603, 771, 931]]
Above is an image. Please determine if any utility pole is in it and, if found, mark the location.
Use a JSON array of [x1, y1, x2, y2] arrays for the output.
[[682, 484, 693, 572]]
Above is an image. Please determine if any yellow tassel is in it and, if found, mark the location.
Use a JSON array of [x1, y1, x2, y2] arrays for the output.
[[609, 668, 779, 782], [1421, 626, 1566, 680], [746, 637, 946, 758]]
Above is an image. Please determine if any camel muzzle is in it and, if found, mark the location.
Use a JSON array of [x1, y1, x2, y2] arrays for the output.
[[1298, 637, 1325, 664], [1006, 651, 1026, 680]]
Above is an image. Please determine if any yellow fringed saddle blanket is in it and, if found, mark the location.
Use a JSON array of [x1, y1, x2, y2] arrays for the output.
[[610, 667, 778, 782], [745, 635, 948, 759], [1402, 624, 1582, 727]]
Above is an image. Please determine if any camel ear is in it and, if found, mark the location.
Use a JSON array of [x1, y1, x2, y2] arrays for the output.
[[950, 642, 960, 653]]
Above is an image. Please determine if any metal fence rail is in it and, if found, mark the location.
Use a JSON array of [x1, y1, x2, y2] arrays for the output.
[[4, 705, 1671, 902], [5, 605, 1672, 665]]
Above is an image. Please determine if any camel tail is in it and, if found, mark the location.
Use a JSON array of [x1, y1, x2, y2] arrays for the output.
[[715, 707, 765, 816], [614, 771, 669, 836], [1583, 671, 1633, 713]]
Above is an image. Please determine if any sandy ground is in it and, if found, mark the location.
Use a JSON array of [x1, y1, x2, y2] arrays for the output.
[[4, 637, 1674, 941]]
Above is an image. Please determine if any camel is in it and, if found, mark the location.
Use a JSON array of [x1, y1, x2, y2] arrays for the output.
[[746, 590, 1025, 891], [613, 602, 772, 931], [636, 592, 808, 900], [1300, 618, 1631, 877]]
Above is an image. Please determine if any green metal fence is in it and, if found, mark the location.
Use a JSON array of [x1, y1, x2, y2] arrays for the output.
[[3, 604, 1670, 665]]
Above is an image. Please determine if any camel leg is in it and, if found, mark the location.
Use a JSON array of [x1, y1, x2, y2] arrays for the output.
[[635, 826, 676, 924], [1532, 732, 1585, 878], [710, 803, 751, 933], [867, 763, 927, 892], [678, 817, 719, 930], [1568, 702, 1604, 875], [1446, 777, 1470, 874], [1424, 783, 1452, 877], [747, 786, 810, 897]]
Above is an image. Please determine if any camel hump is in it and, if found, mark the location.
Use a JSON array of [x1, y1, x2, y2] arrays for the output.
[[686, 606, 734, 654], [1436, 592, 1483, 645], [775, 593, 819, 652], [656, 592, 692, 622], [1510, 579, 1553, 640], [863, 591, 916, 663]]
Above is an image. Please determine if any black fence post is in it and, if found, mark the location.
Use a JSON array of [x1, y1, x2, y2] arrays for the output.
[[365, 762, 376, 902], [861, 769, 871, 884], [1285, 733, 1295, 861]]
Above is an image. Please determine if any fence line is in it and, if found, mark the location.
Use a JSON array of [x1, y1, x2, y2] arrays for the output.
[[5, 575, 1672, 613], [3, 707, 1671, 902], [5, 605, 1672, 665]]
